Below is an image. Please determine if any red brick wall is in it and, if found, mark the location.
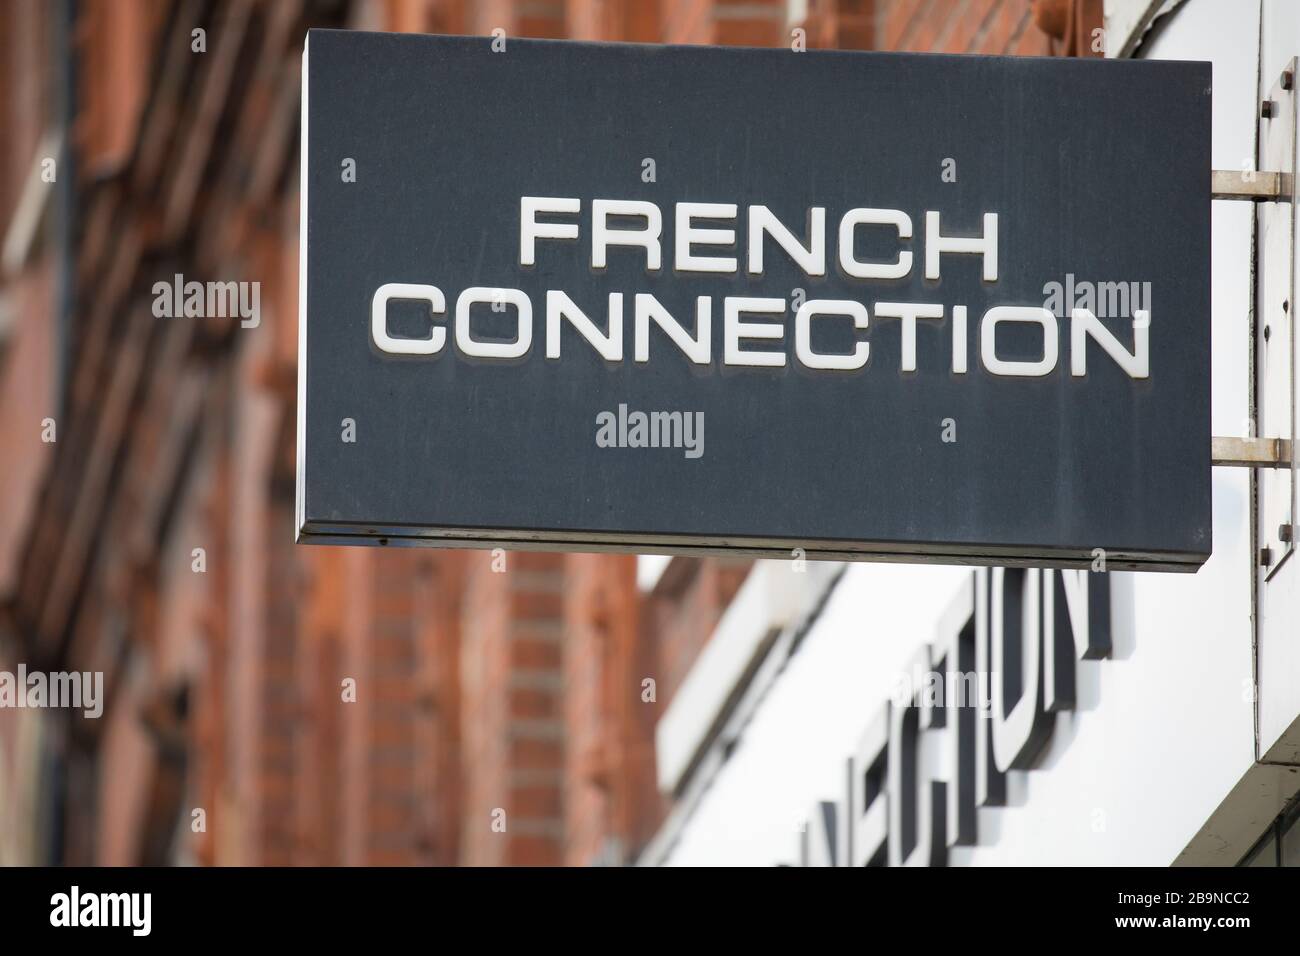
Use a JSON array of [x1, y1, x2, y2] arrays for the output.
[[562, 553, 647, 865], [459, 551, 567, 865]]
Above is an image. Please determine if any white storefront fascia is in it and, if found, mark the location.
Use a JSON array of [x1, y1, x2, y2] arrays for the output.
[[649, 0, 1300, 867]]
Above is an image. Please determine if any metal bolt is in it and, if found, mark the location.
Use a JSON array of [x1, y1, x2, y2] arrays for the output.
[[1263, 99, 1276, 119], [1260, 547, 1273, 566], [1284, 71, 1294, 91], [1265, 324, 1272, 341], [1281, 524, 1294, 543]]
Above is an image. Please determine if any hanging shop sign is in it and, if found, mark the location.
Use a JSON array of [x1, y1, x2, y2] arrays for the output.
[[297, 30, 1212, 570]]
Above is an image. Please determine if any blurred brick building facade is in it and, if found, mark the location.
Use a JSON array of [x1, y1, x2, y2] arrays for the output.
[[0, 0, 1096, 866]]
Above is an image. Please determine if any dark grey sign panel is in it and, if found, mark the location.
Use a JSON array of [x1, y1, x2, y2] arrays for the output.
[[297, 30, 1211, 571]]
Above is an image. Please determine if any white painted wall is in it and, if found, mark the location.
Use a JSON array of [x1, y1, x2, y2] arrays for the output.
[[1255, 0, 1300, 765], [662, 0, 1264, 866]]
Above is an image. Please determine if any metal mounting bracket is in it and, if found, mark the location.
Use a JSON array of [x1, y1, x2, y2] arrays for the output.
[[1211, 436, 1294, 468], [1212, 169, 1286, 201]]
